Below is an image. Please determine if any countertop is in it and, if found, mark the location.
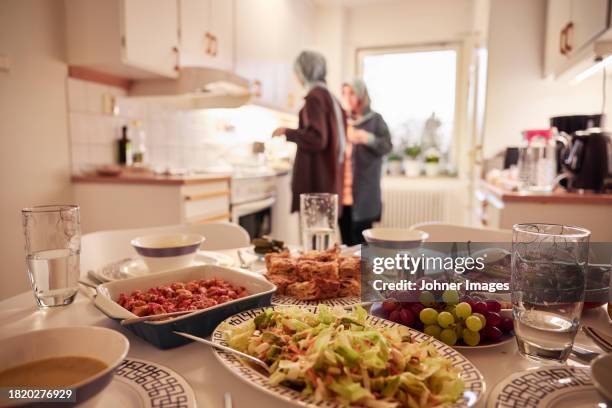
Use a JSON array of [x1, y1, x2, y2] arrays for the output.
[[72, 171, 232, 186], [478, 180, 612, 205]]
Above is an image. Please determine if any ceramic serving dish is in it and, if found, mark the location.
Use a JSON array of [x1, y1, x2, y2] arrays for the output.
[[94, 264, 276, 349]]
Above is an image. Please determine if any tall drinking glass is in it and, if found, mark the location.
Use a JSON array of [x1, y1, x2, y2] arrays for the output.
[[512, 223, 590, 363], [22, 205, 81, 307], [300, 193, 338, 251]]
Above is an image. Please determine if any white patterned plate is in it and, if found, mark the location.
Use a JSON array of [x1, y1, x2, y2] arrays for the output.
[[81, 358, 196, 408], [95, 251, 234, 282], [212, 306, 485, 408], [487, 366, 602, 408], [271, 294, 361, 308]]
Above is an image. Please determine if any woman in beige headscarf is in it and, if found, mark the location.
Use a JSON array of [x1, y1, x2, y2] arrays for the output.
[[272, 50, 347, 213]]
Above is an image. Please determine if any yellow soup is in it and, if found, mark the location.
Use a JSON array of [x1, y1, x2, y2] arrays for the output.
[[0, 356, 108, 387]]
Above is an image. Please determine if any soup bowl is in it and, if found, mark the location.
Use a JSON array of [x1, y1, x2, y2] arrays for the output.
[[0, 326, 129, 406], [131, 233, 205, 272], [362, 228, 429, 249]]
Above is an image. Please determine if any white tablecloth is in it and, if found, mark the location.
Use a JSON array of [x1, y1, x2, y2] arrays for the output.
[[0, 248, 610, 408]]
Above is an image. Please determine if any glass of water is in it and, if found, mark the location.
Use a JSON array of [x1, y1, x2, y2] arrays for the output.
[[22, 205, 81, 308], [300, 193, 338, 251], [512, 223, 590, 363]]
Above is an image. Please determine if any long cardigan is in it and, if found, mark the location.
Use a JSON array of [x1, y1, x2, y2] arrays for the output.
[[285, 87, 346, 213]]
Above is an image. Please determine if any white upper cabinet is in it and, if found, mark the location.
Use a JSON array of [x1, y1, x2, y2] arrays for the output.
[[544, 0, 610, 78], [65, 0, 180, 78], [179, 0, 234, 71]]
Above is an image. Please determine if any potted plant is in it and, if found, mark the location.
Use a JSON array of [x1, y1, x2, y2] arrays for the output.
[[403, 145, 422, 177], [424, 148, 441, 177], [386, 153, 403, 176]]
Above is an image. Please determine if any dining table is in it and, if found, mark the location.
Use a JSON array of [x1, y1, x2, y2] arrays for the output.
[[0, 246, 610, 408]]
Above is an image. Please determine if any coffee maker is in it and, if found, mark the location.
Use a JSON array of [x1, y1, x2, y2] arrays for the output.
[[550, 115, 611, 192]]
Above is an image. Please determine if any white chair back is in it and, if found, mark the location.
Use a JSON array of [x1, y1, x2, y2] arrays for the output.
[[81, 222, 249, 274], [410, 222, 512, 242]]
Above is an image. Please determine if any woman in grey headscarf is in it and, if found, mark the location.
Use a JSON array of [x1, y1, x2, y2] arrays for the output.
[[339, 78, 392, 245], [272, 50, 347, 213]]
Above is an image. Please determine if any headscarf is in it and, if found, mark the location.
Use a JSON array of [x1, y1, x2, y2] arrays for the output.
[[345, 77, 375, 125], [294, 50, 345, 164]]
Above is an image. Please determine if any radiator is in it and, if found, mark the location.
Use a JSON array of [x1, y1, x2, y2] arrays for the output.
[[378, 178, 467, 228]]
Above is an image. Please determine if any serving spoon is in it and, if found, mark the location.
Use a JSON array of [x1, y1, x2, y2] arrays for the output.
[[173, 331, 270, 371]]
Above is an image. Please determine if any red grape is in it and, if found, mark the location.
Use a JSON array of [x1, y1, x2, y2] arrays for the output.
[[399, 308, 415, 326], [473, 302, 488, 315], [500, 317, 514, 333], [482, 325, 503, 341], [389, 309, 402, 323], [382, 299, 398, 313], [412, 320, 424, 331], [486, 300, 502, 313], [409, 302, 425, 316], [484, 311, 502, 328]]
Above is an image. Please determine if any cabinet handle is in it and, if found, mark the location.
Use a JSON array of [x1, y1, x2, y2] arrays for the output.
[[210, 35, 218, 57], [564, 22, 574, 53], [253, 80, 262, 97], [205, 32, 214, 56], [172, 46, 180, 72], [559, 25, 567, 55]]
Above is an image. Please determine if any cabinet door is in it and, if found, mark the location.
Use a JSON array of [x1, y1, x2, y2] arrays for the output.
[[544, 0, 571, 77], [179, 0, 213, 67], [209, 0, 234, 71], [569, 0, 609, 54], [122, 0, 179, 78]]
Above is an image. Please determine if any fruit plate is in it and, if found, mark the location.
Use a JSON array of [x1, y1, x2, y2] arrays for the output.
[[370, 302, 515, 349], [212, 306, 486, 408]]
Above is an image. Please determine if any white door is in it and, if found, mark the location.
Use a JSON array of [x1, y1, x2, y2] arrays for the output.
[[179, 0, 213, 67], [209, 0, 234, 71], [544, 0, 571, 77], [569, 0, 609, 54], [121, 0, 179, 78]]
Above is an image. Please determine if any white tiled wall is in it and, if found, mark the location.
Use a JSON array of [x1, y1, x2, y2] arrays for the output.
[[67, 78, 295, 173]]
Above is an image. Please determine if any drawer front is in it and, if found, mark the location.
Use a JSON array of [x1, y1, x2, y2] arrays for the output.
[[183, 194, 230, 222], [181, 180, 230, 200]]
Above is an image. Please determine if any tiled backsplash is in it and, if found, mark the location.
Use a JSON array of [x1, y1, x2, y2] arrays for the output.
[[67, 78, 294, 173]]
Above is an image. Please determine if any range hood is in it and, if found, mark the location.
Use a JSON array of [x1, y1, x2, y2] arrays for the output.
[[128, 67, 252, 109]]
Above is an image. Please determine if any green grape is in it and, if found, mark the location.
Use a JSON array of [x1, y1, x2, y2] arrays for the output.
[[465, 315, 483, 332], [472, 312, 487, 327], [419, 290, 435, 307], [437, 311, 455, 328], [442, 289, 460, 305], [424, 324, 442, 339], [462, 329, 481, 346], [419, 308, 439, 325], [440, 328, 458, 346], [455, 302, 472, 319], [454, 321, 464, 340]]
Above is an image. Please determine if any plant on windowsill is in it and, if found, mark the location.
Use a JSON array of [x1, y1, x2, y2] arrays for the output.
[[403, 145, 422, 177], [424, 148, 441, 177], [387, 153, 403, 176]]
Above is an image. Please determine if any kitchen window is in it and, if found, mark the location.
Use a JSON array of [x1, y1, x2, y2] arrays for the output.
[[357, 45, 460, 174]]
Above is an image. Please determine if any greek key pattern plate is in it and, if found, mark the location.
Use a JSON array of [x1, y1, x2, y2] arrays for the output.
[[114, 358, 197, 408], [212, 306, 484, 408], [488, 366, 595, 408], [272, 295, 361, 307]]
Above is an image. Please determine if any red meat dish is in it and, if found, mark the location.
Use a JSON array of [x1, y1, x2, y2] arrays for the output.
[[117, 278, 249, 317]]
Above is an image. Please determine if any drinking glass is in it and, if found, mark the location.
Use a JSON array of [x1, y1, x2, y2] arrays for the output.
[[512, 223, 590, 363], [300, 193, 338, 251], [22, 205, 81, 308]]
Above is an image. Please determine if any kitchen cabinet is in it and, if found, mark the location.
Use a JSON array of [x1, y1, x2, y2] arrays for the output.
[[234, 0, 314, 113], [179, 0, 234, 71], [544, 0, 610, 78], [65, 0, 180, 79]]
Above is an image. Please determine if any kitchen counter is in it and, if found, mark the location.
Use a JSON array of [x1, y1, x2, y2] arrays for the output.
[[72, 171, 232, 186], [478, 180, 612, 205]]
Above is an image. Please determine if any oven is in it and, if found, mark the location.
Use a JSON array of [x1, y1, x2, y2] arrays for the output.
[[230, 173, 276, 239]]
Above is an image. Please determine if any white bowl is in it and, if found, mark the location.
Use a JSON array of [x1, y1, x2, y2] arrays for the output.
[[362, 228, 429, 249], [131, 233, 204, 272], [591, 353, 612, 402], [0, 326, 129, 406]]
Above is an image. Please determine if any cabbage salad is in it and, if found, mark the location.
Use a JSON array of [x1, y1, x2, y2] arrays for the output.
[[223, 305, 464, 407]]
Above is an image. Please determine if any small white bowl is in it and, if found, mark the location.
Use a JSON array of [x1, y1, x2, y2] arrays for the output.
[[131, 233, 204, 272], [0, 326, 129, 405], [591, 353, 612, 402], [362, 228, 429, 249]]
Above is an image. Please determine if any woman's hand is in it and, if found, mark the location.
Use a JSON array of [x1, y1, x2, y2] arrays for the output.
[[347, 128, 370, 144], [272, 127, 287, 137]]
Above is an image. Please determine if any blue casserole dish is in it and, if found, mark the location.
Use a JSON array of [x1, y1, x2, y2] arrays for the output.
[[94, 264, 276, 349]]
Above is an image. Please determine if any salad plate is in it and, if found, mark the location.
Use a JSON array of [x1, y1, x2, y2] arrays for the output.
[[212, 305, 485, 408], [487, 366, 602, 408], [81, 358, 196, 408]]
